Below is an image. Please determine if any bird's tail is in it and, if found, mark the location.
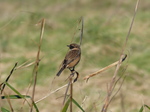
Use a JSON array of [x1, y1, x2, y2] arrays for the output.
[[56, 66, 65, 76]]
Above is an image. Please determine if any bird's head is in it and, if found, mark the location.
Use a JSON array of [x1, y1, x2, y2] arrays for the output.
[[67, 43, 80, 49]]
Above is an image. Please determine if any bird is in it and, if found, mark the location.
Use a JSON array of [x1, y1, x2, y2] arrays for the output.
[[56, 43, 81, 81]]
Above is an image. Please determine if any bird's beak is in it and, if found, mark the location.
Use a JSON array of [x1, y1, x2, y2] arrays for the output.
[[67, 45, 70, 47]]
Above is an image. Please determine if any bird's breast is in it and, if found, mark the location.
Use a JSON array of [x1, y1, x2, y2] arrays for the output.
[[67, 56, 80, 68]]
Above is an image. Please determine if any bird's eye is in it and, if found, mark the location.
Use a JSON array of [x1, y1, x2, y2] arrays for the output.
[[70, 45, 74, 49]]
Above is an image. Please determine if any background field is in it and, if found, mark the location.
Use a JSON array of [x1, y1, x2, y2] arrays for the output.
[[0, 0, 150, 112]]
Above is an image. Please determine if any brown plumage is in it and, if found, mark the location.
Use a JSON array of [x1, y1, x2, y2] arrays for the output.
[[56, 43, 81, 77]]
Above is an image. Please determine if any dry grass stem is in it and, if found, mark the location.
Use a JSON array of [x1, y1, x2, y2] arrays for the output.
[[15, 60, 36, 70], [20, 74, 35, 111], [101, 0, 140, 111], [78, 96, 88, 112], [35, 83, 68, 103], [70, 17, 84, 45], [0, 13, 18, 31], [108, 76, 126, 106], [63, 74, 74, 105], [70, 76, 73, 112], [35, 75, 77, 105], [30, 18, 45, 112], [110, 66, 127, 96], [4, 92, 14, 112], [1, 62, 18, 94], [84, 54, 127, 81], [79, 17, 84, 46], [120, 90, 125, 112]]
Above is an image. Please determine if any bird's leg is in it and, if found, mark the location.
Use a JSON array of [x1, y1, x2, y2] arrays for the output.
[[69, 68, 79, 82], [64, 68, 74, 82], [69, 68, 75, 76], [73, 71, 79, 82]]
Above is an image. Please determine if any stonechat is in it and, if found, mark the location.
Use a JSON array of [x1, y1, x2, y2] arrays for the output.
[[56, 43, 81, 81]]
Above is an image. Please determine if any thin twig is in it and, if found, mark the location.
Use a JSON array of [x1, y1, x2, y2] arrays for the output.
[[15, 60, 35, 70], [63, 74, 74, 105], [20, 59, 43, 110], [78, 96, 88, 112], [108, 76, 126, 106], [101, 0, 140, 111], [70, 75, 73, 112], [4, 92, 14, 112], [110, 66, 128, 95], [0, 13, 18, 31], [70, 17, 83, 44], [1, 63, 18, 94], [84, 54, 127, 81], [120, 89, 125, 112], [20, 78, 34, 111], [30, 18, 45, 112], [63, 77, 72, 105], [80, 17, 84, 46], [35, 83, 68, 103], [49, 76, 57, 94]]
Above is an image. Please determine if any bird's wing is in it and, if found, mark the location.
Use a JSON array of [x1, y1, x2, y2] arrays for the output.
[[63, 49, 80, 65]]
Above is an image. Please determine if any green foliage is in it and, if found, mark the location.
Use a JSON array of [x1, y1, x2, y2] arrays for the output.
[[62, 98, 70, 112], [72, 98, 85, 112], [1, 107, 10, 112], [61, 98, 85, 112], [139, 104, 150, 112], [1, 0, 150, 111], [2, 82, 39, 112]]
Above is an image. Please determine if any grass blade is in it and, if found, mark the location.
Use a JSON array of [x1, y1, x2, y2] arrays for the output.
[[139, 104, 150, 112], [139, 106, 143, 112], [61, 98, 70, 112], [72, 98, 85, 112], [1, 63, 17, 94], [30, 18, 45, 112], [1, 107, 10, 112], [1, 95, 30, 99], [144, 104, 150, 110], [3, 82, 39, 112], [4, 82, 22, 97]]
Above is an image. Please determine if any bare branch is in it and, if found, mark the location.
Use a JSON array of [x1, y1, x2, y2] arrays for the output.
[[101, 0, 140, 111], [30, 18, 45, 112], [84, 54, 127, 81]]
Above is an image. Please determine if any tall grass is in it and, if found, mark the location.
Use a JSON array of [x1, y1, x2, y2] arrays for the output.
[[1, 0, 150, 112]]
